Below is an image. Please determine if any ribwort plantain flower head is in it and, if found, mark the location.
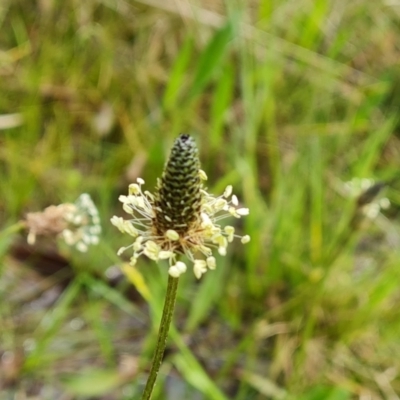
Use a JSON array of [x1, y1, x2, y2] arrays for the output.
[[111, 134, 250, 279], [25, 193, 101, 252], [341, 177, 390, 219]]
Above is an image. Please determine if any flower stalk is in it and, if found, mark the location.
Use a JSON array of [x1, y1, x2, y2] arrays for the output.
[[111, 134, 251, 397], [141, 275, 179, 400]]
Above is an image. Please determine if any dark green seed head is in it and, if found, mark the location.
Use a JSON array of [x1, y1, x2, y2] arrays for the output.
[[153, 134, 202, 235]]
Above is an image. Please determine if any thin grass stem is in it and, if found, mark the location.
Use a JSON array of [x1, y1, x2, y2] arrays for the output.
[[141, 275, 179, 400]]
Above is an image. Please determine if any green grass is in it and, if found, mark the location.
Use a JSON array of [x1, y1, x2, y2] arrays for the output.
[[1, 0, 400, 398]]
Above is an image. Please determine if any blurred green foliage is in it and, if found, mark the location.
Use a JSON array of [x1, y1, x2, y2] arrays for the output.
[[1, 0, 400, 399]]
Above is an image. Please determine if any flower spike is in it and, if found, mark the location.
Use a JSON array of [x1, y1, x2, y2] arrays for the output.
[[111, 134, 250, 278]]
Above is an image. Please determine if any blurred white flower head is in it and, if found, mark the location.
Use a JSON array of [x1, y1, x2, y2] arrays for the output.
[[342, 177, 390, 219], [26, 193, 101, 252]]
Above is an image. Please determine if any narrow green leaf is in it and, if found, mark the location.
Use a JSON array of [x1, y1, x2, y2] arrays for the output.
[[354, 116, 397, 177], [171, 334, 229, 400], [210, 63, 234, 150], [188, 22, 234, 100], [163, 35, 194, 110], [24, 278, 82, 370], [83, 274, 144, 320], [297, 385, 351, 400], [62, 369, 122, 396], [185, 255, 227, 331]]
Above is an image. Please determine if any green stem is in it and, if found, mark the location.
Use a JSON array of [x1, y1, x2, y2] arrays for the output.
[[0, 221, 25, 239], [141, 275, 179, 400]]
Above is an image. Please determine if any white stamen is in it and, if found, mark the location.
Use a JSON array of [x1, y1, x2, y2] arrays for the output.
[[199, 169, 208, 180], [166, 229, 180, 241], [159, 250, 174, 259], [175, 261, 187, 273], [117, 247, 127, 256], [193, 260, 207, 279], [236, 208, 249, 216], [241, 235, 251, 244], [223, 185, 233, 198], [168, 266, 181, 278], [218, 247, 227, 256], [206, 256, 216, 270]]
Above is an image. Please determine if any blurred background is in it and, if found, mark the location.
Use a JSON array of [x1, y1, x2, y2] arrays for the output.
[[1, 0, 400, 399]]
